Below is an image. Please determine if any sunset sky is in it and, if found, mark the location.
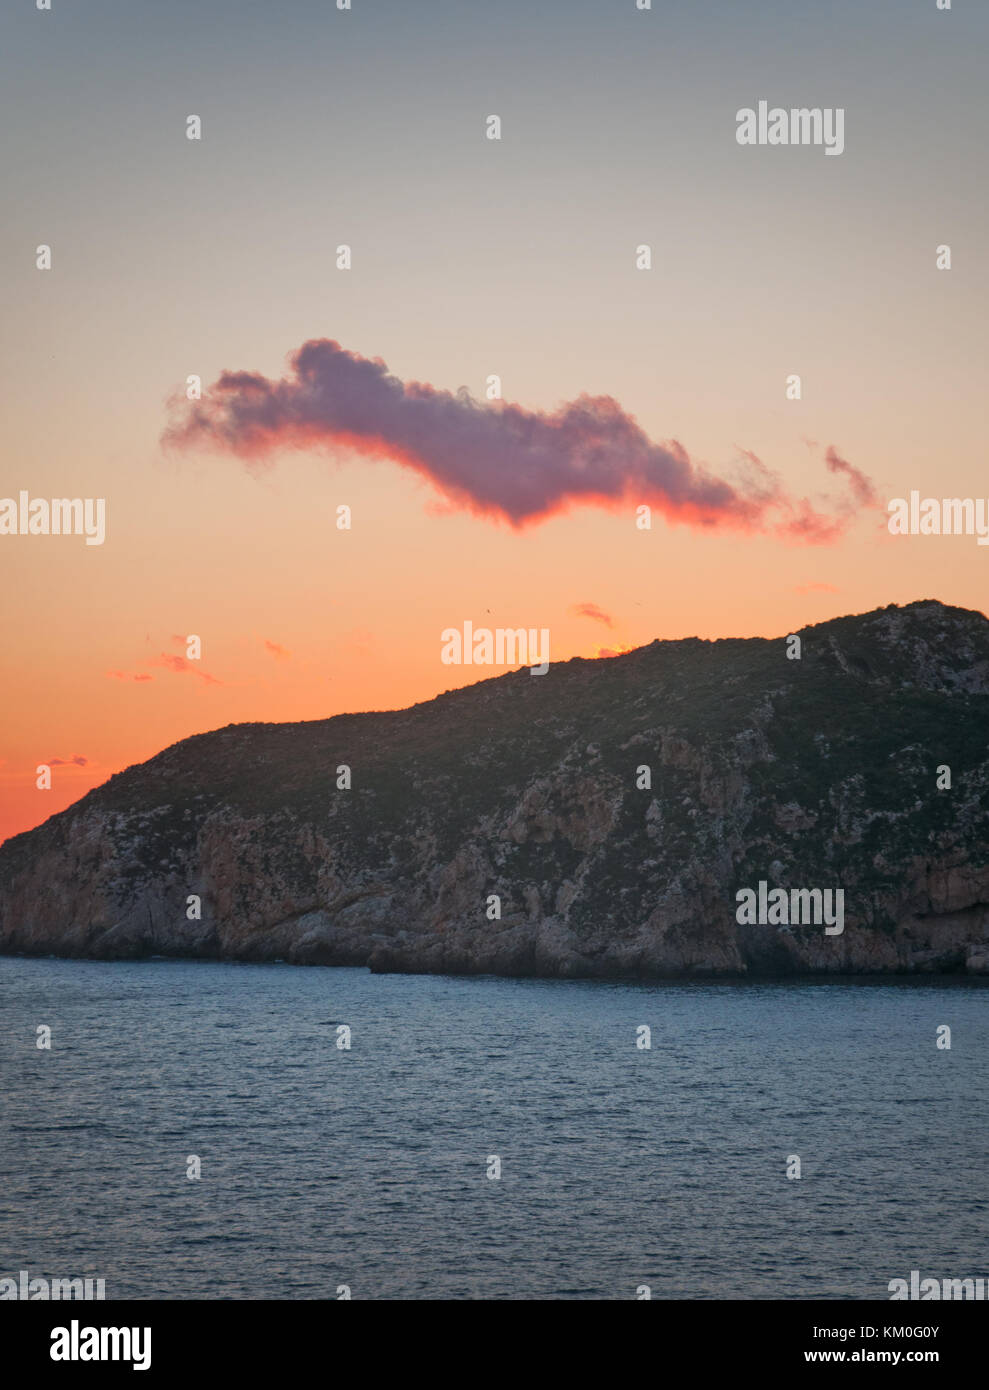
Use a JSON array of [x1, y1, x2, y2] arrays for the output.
[[2, 0, 987, 843]]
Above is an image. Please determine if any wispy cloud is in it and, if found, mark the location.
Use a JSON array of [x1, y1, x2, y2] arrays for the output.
[[824, 446, 878, 506], [151, 653, 223, 685], [164, 339, 874, 542], [264, 639, 291, 659], [572, 602, 615, 628], [47, 754, 88, 767]]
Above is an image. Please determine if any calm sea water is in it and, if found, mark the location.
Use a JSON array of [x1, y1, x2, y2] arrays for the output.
[[1, 956, 986, 1300]]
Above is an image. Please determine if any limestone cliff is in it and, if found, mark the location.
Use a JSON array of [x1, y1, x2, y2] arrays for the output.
[[2, 600, 987, 977]]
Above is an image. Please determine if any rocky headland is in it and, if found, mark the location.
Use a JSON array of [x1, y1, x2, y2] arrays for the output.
[[1, 600, 987, 978]]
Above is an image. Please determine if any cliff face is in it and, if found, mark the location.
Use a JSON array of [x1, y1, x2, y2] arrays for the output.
[[2, 600, 988, 977]]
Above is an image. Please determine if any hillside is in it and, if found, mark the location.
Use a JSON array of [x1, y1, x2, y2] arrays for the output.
[[1, 599, 988, 976]]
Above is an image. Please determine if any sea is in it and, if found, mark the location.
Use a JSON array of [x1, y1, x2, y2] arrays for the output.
[[1, 956, 986, 1300]]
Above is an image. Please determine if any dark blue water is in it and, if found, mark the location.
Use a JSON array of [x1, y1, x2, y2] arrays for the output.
[[1, 957, 986, 1299]]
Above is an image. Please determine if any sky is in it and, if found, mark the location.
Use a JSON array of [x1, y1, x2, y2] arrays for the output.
[[1, 0, 986, 842]]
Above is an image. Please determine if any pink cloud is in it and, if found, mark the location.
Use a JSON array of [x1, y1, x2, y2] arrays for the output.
[[164, 339, 873, 543], [824, 446, 878, 507], [152, 653, 222, 685], [572, 602, 616, 628]]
